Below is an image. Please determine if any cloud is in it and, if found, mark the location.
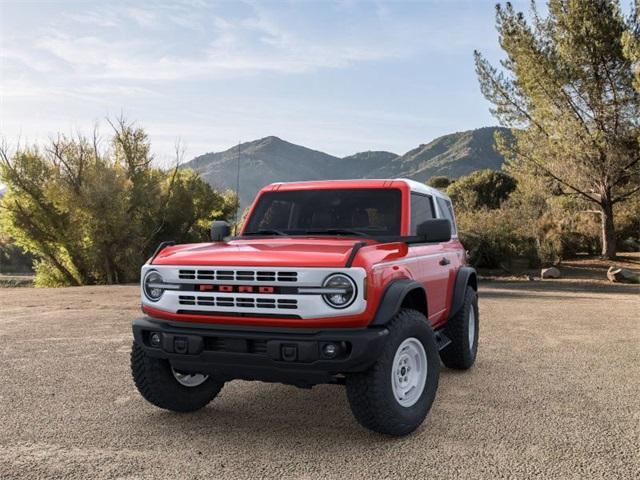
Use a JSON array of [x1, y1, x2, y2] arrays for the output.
[[3, 2, 403, 84]]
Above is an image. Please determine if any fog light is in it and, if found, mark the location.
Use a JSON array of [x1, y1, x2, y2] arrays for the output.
[[150, 332, 161, 347], [323, 343, 338, 358]]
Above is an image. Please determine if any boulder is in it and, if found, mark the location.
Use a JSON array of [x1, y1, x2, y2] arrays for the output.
[[541, 267, 561, 279], [606, 267, 638, 283]]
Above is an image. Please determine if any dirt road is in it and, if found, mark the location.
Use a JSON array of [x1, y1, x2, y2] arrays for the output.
[[0, 281, 638, 479]]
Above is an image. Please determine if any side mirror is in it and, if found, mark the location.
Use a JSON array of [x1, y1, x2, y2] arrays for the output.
[[416, 219, 451, 243], [211, 220, 231, 242]]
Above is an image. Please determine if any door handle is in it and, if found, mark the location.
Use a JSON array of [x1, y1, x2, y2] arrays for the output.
[[439, 257, 450, 266]]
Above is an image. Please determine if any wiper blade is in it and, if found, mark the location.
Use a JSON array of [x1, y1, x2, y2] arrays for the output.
[[304, 228, 369, 237], [244, 229, 288, 236]]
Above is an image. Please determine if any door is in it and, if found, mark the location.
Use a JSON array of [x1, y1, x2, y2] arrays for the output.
[[408, 193, 453, 323]]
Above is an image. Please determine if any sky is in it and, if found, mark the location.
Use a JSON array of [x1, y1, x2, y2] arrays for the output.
[[0, 0, 527, 166]]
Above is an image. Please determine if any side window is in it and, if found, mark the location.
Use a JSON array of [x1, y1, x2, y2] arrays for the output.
[[410, 193, 435, 235], [436, 197, 457, 235]]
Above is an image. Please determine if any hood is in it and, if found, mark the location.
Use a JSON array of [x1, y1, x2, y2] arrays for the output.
[[151, 238, 371, 268]]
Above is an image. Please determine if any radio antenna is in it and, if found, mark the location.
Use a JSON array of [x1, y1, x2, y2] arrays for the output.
[[234, 141, 241, 234]]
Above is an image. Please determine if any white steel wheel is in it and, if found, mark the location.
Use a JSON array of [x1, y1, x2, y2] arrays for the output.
[[468, 308, 476, 354], [171, 367, 209, 387], [391, 337, 428, 407]]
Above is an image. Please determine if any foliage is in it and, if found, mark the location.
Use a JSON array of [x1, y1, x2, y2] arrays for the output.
[[450, 166, 607, 267], [475, 0, 640, 258], [0, 120, 236, 286], [0, 232, 33, 273], [456, 207, 539, 268], [426, 176, 451, 189], [446, 169, 516, 210]]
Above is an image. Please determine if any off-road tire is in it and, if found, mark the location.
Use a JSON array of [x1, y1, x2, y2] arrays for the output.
[[345, 309, 440, 436], [440, 286, 478, 370], [131, 341, 224, 412]]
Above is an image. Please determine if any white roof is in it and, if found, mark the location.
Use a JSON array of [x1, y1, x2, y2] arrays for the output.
[[396, 178, 451, 201], [266, 178, 451, 200]]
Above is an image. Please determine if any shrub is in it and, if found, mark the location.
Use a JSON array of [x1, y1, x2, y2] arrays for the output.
[[456, 208, 539, 268], [447, 170, 516, 210], [0, 120, 236, 286], [426, 176, 451, 189]]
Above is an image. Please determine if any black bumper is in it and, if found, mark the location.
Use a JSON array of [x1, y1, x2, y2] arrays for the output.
[[132, 317, 389, 387]]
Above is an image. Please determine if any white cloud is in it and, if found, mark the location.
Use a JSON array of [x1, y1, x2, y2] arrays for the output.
[[0, 0, 498, 161]]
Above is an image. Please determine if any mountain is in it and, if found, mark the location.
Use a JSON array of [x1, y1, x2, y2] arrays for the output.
[[338, 151, 399, 178], [369, 127, 511, 182], [185, 136, 341, 207], [183, 127, 509, 207]]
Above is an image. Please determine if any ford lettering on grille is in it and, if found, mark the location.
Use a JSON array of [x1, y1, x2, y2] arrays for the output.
[[198, 285, 276, 293]]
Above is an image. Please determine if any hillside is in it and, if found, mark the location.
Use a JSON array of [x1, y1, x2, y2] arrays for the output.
[[185, 136, 340, 207], [183, 127, 509, 207], [368, 127, 511, 181]]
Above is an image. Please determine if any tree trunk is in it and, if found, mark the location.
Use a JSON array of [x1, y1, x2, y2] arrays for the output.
[[600, 199, 616, 259]]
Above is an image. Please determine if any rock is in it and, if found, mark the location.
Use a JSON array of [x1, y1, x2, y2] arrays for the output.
[[541, 267, 561, 279], [607, 267, 638, 283]]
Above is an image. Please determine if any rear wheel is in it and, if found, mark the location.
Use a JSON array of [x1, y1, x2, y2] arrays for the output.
[[439, 286, 479, 370], [345, 309, 440, 436], [131, 341, 224, 412]]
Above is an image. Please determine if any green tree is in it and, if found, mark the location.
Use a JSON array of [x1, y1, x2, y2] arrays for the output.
[[426, 176, 451, 189], [447, 169, 516, 210], [0, 120, 235, 286], [475, 0, 640, 258]]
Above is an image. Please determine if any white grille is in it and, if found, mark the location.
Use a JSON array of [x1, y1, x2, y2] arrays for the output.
[[141, 265, 367, 319], [178, 295, 297, 310], [178, 269, 297, 283]]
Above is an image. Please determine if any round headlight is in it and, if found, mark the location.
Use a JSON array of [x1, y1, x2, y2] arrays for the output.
[[322, 274, 356, 309], [143, 271, 165, 302]]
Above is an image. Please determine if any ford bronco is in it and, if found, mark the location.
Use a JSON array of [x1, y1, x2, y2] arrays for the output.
[[131, 179, 479, 436]]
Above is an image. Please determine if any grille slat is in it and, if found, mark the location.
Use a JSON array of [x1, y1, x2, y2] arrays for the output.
[[178, 269, 297, 283], [178, 295, 298, 311]]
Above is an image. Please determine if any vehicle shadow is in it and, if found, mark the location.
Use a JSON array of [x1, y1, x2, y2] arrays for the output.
[[125, 377, 458, 446], [128, 383, 391, 445]]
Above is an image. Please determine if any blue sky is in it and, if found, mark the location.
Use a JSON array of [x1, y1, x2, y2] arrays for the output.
[[0, 0, 526, 165]]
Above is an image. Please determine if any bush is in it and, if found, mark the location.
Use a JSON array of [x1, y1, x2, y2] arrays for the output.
[[447, 170, 516, 210], [0, 234, 33, 273], [0, 120, 236, 286], [426, 176, 451, 189], [456, 209, 539, 269]]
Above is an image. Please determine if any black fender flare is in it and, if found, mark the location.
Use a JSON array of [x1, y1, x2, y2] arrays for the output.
[[448, 266, 477, 319], [370, 279, 427, 326]]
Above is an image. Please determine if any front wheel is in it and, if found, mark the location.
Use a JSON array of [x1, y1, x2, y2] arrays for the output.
[[345, 309, 440, 436], [131, 341, 224, 412]]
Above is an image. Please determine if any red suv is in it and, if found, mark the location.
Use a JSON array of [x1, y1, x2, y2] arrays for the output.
[[131, 179, 478, 435]]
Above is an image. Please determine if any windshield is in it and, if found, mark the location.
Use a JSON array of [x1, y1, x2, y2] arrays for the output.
[[244, 188, 402, 236]]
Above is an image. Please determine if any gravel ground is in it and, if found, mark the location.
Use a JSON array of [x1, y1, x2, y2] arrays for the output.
[[0, 281, 638, 479]]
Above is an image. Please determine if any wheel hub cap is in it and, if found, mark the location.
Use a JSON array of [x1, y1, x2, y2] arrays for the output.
[[391, 337, 428, 407], [171, 367, 209, 387], [468, 308, 476, 354]]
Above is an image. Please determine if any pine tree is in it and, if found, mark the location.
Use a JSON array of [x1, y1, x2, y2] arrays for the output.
[[475, 0, 640, 258]]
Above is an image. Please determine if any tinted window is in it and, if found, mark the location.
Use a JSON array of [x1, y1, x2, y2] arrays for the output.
[[410, 193, 435, 234], [245, 189, 402, 236], [436, 197, 457, 235]]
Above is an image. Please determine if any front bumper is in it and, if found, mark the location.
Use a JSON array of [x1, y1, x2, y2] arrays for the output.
[[132, 317, 389, 387]]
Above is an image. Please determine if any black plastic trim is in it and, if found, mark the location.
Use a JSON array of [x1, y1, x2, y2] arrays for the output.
[[345, 241, 367, 268], [370, 279, 427, 326], [133, 317, 389, 386], [150, 240, 175, 263], [448, 266, 477, 319]]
